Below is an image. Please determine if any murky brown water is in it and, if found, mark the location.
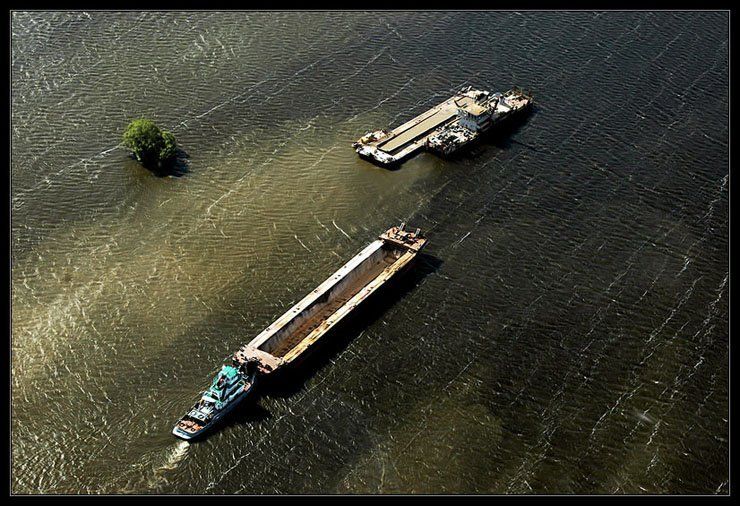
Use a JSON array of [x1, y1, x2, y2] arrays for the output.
[[11, 11, 728, 494]]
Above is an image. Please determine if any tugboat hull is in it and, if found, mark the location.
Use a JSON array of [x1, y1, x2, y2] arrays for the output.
[[172, 382, 255, 441]]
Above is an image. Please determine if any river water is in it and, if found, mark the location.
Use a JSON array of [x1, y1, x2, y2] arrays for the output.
[[11, 11, 728, 494]]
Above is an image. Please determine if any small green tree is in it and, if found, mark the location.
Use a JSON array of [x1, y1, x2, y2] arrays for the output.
[[123, 119, 177, 168]]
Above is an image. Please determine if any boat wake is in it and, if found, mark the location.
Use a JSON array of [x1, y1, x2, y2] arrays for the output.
[[146, 440, 191, 490]]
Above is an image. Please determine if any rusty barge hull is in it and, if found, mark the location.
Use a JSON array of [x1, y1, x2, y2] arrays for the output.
[[234, 225, 427, 375]]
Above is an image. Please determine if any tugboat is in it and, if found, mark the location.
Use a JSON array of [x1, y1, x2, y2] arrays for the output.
[[172, 360, 257, 441]]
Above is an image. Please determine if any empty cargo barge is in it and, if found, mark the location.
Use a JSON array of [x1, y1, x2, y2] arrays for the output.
[[353, 86, 533, 167], [173, 224, 427, 440]]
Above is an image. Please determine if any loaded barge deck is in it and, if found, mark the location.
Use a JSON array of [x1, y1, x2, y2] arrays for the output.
[[353, 86, 533, 167]]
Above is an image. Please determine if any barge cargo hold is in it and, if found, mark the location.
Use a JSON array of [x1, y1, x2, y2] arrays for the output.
[[173, 224, 427, 440], [352, 86, 533, 167], [233, 224, 427, 373]]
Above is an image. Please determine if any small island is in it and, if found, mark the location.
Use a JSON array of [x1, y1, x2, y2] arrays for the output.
[[122, 118, 178, 172]]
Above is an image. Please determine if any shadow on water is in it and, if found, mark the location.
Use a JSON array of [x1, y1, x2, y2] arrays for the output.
[[247, 253, 442, 397], [486, 106, 538, 150], [227, 399, 273, 426], [258, 252, 443, 400], [130, 148, 190, 178]]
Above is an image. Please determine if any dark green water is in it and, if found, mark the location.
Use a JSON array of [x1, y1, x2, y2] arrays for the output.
[[11, 11, 728, 494]]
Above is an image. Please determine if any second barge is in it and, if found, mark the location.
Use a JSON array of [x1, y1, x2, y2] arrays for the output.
[[353, 86, 533, 167], [232, 224, 427, 373], [173, 224, 427, 440]]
